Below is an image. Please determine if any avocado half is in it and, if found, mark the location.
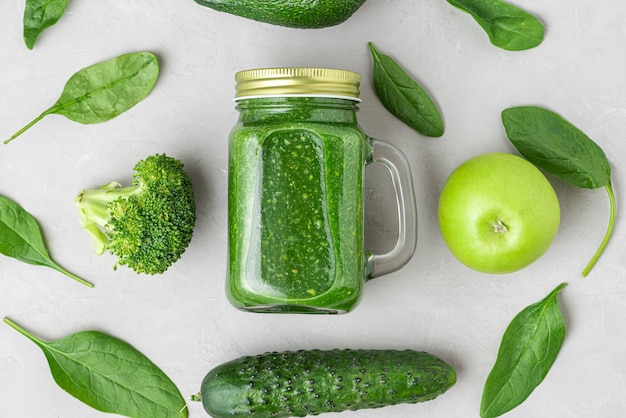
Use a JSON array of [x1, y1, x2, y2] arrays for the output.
[[194, 0, 367, 29]]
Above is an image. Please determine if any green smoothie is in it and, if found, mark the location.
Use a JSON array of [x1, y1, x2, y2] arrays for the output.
[[228, 97, 368, 313]]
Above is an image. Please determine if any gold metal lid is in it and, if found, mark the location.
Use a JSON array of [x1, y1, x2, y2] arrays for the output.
[[234, 67, 361, 101]]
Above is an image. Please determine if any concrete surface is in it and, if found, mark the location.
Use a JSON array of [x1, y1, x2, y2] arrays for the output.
[[1, 0, 625, 417]]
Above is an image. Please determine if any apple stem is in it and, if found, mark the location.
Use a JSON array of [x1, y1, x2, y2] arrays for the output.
[[493, 220, 508, 233], [582, 183, 616, 277]]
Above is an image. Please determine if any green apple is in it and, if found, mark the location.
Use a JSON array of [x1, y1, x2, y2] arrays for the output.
[[438, 152, 560, 274]]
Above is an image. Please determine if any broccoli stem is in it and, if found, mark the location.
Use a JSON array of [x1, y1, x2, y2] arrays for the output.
[[75, 181, 141, 255]]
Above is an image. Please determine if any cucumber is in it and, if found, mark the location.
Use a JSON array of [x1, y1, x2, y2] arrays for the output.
[[193, 0, 367, 29], [200, 349, 456, 417]]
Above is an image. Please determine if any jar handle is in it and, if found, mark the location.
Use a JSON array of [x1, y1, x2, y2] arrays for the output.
[[366, 138, 417, 279]]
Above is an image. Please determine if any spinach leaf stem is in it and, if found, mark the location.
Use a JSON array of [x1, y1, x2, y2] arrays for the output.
[[582, 183, 616, 277], [51, 264, 94, 287], [3, 317, 41, 344], [3, 109, 51, 144]]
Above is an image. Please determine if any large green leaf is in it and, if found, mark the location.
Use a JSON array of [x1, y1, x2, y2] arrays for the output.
[[23, 0, 70, 49], [368, 42, 444, 137], [0, 194, 92, 287], [4, 318, 188, 417], [4, 51, 159, 144], [502, 106, 611, 189], [448, 0, 544, 51], [481, 283, 567, 417], [502, 105, 615, 277]]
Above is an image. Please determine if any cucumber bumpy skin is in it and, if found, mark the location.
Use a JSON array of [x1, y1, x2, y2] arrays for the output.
[[200, 349, 456, 418], [193, 0, 367, 29]]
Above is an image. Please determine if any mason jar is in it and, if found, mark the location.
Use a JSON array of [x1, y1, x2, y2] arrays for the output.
[[227, 67, 417, 314]]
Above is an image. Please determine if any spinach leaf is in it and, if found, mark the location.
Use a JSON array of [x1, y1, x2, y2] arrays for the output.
[[368, 42, 444, 137], [480, 283, 567, 418], [4, 51, 159, 144], [4, 317, 188, 418], [447, 0, 544, 51], [23, 0, 70, 50], [502, 106, 615, 277], [0, 194, 92, 287], [502, 106, 611, 188]]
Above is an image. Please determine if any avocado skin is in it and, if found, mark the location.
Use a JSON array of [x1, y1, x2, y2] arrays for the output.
[[193, 0, 367, 29]]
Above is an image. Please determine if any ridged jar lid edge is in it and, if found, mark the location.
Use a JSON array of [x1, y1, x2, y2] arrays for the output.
[[234, 67, 361, 101]]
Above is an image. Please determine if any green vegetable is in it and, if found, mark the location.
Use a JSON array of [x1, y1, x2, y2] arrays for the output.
[[197, 348, 456, 417], [75, 153, 196, 275], [481, 283, 567, 418], [23, 0, 70, 49], [4, 51, 159, 144], [368, 42, 444, 137], [4, 317, 187, 418], [0, 194, 92, 287], [502, 105, 615, 277], [447, 0, 544, 51], [193, 0, 366, 29]]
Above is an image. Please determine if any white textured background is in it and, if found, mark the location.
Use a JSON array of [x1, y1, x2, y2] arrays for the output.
[[1, 1, 625, 417]]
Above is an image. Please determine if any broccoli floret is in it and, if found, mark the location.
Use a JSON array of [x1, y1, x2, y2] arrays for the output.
[[75, 153, 196, 275]]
